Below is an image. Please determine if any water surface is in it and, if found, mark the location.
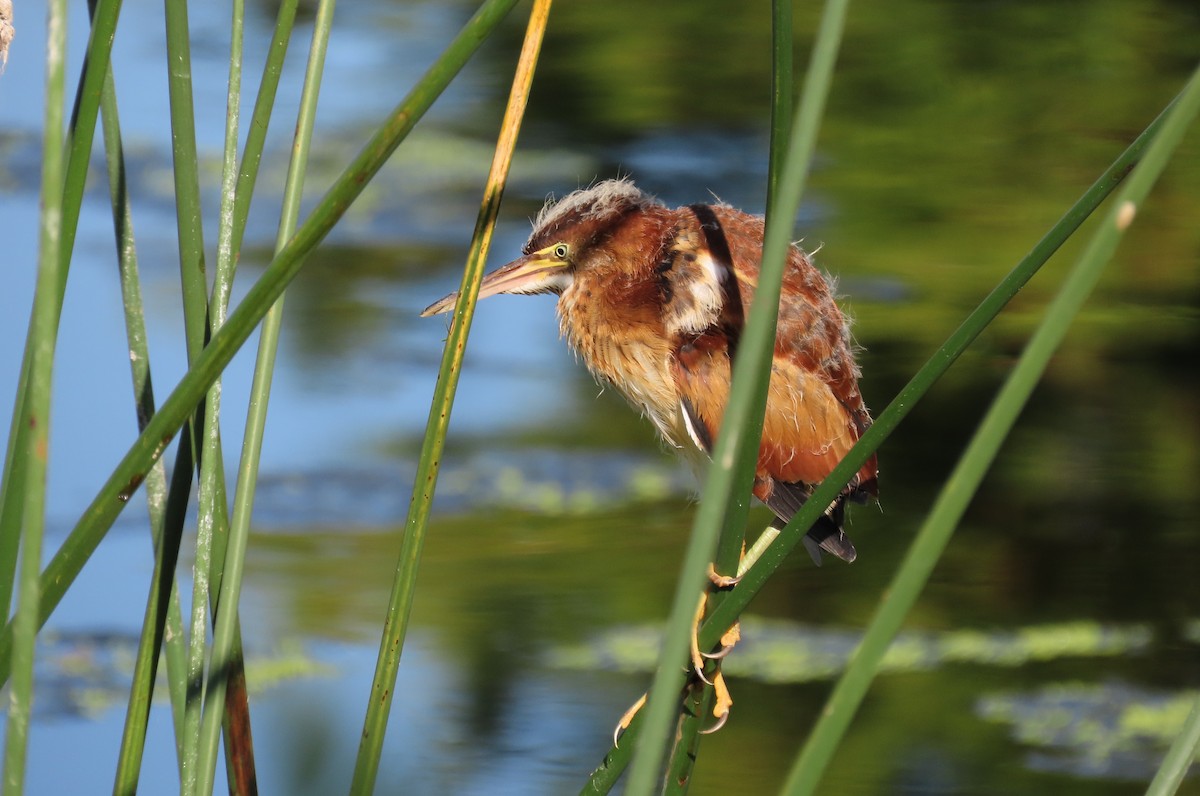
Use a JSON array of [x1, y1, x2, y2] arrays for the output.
[[0, 1, 1198, 793]]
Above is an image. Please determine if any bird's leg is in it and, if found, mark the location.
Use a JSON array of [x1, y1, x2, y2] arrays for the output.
[[705, 561, 741, 589], [701, 672, 733, 735], [687, 594, 735, 733], [613, 693, 648, 746], [691, 545, 748, 731], [615, 559, 748, 745], [699, 523, 781, 665], [616, 521, 789, 739], [698, 540, 748, 664], [612, 674, 731, 744], [690, 593, 713, 677]]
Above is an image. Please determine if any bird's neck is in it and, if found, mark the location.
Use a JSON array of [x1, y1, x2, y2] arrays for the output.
[[556, 207, 689, 446]]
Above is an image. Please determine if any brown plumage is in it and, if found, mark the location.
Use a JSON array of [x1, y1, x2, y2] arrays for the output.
[[423, 178, 877, 563]]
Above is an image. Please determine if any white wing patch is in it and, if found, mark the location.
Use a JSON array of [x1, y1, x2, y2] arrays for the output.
[[664, 249, 728, 337], [680, 399, 710, 452]]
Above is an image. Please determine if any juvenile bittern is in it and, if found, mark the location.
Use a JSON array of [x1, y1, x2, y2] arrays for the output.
[[423, 178, 878, 564]]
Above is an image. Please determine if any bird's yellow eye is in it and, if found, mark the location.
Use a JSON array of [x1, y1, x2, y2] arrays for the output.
[[552, 243, 570, 260]]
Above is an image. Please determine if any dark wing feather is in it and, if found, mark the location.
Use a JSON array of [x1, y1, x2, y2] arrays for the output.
[[760, 479, 857, 565]]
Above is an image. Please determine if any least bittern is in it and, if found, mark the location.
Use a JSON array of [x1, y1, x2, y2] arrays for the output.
[[423, 179, 878, 728], [424, 178, 877, 557]]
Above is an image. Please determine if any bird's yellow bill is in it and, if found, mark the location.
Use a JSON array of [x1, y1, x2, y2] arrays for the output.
[[420, 250, 569, 317]]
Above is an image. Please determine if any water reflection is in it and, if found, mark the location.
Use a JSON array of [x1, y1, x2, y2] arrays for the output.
[[1, 0, 1198, 793]]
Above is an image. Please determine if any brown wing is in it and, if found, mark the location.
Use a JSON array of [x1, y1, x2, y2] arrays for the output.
[[700, 204, 877, 493], [674, 334, 864, 563], [667, 203, 878, 563]]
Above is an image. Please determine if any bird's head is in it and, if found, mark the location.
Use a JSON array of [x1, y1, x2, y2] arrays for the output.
[[421, 179, 657, 317]]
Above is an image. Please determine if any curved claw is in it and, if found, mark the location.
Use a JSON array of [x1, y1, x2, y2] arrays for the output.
[[699, 709, 730, 735], [701, 620, 742, 661], [701, 641, 736, 661], [699, 671, 734, 734], [613, 693, 648, 747]]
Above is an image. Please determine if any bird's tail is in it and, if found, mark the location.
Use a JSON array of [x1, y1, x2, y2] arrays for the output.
[[794, 510, 857, 566], [761, 478, 857, 566]]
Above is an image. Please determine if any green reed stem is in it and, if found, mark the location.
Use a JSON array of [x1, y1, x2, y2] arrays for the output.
[[661, 1, 803, 789], [199, 4, 306, 794], [180, 321, 213, 783], [0, 359, 31, 625], [160, 0, 216, 782], [226, 0, 299, 274], [0, 0, 124, 621], [348, 1, 550, 791], [780, 62, 1200, 796], [765, 0, 793, 212], [115, 455, 193, 795], [714, 0, 807, 616], [1, 0, 66, 791], [661, 686, 714, 796], [194, 1, 333, 793], [116, 440, 198, 793], [174, 0, 269, 784], [183, 0, 249, 791], [581, 60, 1187, 796], [163, 0, 208, 363], [208, 5, 302, 792], [1145, 694, 1200, 796], [212, 0, 247, 320], [210, 0, 244, 324], [624, 2, 850, 794], [0, 0, 519, 692], [98, 62, 192, 791]]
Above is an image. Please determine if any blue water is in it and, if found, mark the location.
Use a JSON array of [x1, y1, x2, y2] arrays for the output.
[[2, 1, 1198, 794]]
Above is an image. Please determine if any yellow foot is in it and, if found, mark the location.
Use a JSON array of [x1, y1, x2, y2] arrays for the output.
[[702, 620, 742, 661], [680, 562, 743, 735], [613, 692, 648, 746], [690, 594, 709, 678], [706, 562, 741, 589], [700, 671, 732, 734]]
